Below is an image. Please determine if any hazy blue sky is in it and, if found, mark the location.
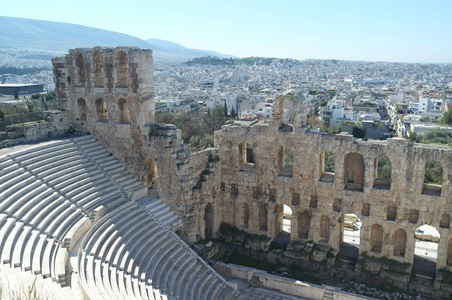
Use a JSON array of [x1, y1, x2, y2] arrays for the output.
[[1, 0, 451, 63]]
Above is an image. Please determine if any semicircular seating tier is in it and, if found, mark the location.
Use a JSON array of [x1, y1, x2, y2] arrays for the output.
[[0, 135, 239, 299], [79, 202, 239, 300]]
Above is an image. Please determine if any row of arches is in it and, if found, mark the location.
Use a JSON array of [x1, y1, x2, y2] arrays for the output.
[[74, 50, 129, 88], [202, 202, 452, 276], [77, 98, 130, 123], [244, 143, 445, 194]]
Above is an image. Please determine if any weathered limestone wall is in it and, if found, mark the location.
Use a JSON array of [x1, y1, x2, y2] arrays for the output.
[[0, 111, 71, 148], [51, 47, 452, 277], [52, 47, 154, 182], [214, 261, 369, 300], [52, 47, 224, 243], [208, 121, 452, 272]]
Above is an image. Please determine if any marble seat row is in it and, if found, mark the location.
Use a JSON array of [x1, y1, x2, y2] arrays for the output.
[[0, 136, 144, 289], [79, 202, 239, 300]]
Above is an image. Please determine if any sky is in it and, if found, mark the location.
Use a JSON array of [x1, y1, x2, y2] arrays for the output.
[[1, 0, 452, 63]]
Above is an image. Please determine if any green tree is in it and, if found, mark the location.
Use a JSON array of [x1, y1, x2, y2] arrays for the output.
[[230, 107, 237, 118], [424, 160, 443, 185], [441, 109, 452, 125], [377, 156, 392, 179]]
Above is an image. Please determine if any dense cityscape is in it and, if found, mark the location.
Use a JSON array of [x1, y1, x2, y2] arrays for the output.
[[3, 48, 452, 145]]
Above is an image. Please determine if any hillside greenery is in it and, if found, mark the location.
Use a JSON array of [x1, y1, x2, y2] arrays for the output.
[[408, 128, 452, 145], [155, 105, 230, 152]]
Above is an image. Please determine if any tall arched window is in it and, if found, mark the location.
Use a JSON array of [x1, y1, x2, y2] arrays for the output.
[[75, 52, 86, 85], [92, 50, 104, 87], [118, 98, 131, 123], [95, 98, 108, 121], [344, 153, 365, 191], [115, 50, 129, 87], [77, 98, 87, 120], [374, 155, 391, 189], [422, 160, 443, 195]]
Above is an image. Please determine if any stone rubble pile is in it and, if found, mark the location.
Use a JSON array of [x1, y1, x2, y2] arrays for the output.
[[342, 281, 421, 300]]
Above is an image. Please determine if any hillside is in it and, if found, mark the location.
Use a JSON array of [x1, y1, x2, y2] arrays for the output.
[[0, 16, 151, 51], [145, 39, 234, 59], [0, 16, 233, 62]]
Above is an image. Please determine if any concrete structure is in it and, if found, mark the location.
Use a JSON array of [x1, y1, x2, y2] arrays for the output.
[[0, 83, 44, 98]]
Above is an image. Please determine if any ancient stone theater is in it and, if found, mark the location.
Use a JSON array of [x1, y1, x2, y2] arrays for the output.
[[1, 47, 452, 299]]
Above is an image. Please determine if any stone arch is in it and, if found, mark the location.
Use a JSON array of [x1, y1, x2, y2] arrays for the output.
[[75, 52, 86, 84], [95, 98, 109, 121], [440, 214, 450, 228], [448, 238, 452, 265], [271, 90, 307, 131], [118, 98, 131, 123], [319, 150, 335, 182], [374, 155, 391, 189], [298, 210, 310, 239], [242, 203, 250, 228], [92, 49, 104, 87], [77, 98, 87, 120], [144, 158, 158, 187], [422, 160, 443, 195], [370, 224, 383, 253], [344, 153, 365, 190], [115, 50, 129, 87], [320, 215, 329, 242], [204, 203, 214, 239], [259, 204, 268, 231], [393, 228, 407, 257]]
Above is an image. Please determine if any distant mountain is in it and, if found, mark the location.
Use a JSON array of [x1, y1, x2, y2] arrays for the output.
[[0, 16, 151, 51], [145, 39, 235, 59], [0, 16, 234, 61]]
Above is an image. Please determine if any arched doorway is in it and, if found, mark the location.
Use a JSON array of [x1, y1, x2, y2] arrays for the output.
[[259, 205, 268, 231], [77, 98, 87, 120], [393, 228, 407, 257], [204, 203, 214, 239], [242, 203, 250, 228], [337, 213, 361, 262], [320, 215, 330, 242], [272, 204, 292, 249], [413, 225, 440, 279], [370, 224, 383, 253], [298, 210, 309, 239]]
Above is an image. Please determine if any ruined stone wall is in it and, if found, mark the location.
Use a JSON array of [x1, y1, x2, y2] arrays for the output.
[[51, 48, 452, 274], [0, 111, 71, 148], [207, 121, 452, 272], [52, 47, 154, 182], [52, 47, 223, 243]]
